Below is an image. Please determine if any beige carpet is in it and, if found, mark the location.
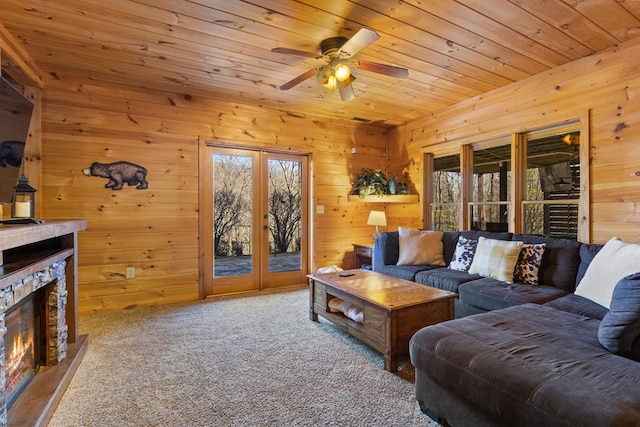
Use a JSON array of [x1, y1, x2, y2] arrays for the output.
[[49, 289, 438, 426]]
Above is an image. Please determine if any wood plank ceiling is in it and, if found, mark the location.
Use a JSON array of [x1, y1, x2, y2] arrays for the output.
[[1, 0, 639, 127]]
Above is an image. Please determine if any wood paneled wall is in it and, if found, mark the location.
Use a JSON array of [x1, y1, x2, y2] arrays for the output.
[[39, 75, 386, 314], [389, 37, 640, 244], [35, 31, 640, 314]]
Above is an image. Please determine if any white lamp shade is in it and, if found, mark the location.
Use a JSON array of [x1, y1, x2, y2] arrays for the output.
[[367, 210, 387, 227]]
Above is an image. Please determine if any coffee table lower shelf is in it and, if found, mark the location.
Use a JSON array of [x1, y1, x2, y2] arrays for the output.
[[308, 270, 456, 372]]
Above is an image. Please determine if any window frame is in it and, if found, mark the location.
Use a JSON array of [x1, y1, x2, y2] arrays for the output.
[[424, 112, 590, 242], [425, 151, 463, 232], [517, 122, 582, 238]]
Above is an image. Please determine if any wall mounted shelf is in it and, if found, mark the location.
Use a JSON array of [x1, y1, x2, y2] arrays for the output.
[[347, 194, 419, 203]]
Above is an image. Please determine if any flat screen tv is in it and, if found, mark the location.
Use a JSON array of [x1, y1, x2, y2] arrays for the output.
[[0, 76, 33, 205]]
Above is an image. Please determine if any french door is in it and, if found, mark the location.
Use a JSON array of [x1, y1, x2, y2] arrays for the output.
[[202, 146, 309, 296]]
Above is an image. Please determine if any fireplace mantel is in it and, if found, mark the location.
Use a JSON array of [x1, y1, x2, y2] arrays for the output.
[[0, 220, 86, 426]]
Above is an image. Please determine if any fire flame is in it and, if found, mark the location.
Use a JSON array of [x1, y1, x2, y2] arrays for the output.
[[6, 333, 34, 390]]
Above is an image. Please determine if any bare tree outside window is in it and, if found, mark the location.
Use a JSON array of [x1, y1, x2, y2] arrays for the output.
[[471, 144, 511, 231], [213, 155, 252, 259], [268, 159, 302, 253], [268, 159, 302, 272], [431, 154, 461, 231]]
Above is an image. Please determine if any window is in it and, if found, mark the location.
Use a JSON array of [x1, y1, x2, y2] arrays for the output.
[[425, 116, 588, 240], [430, 153, 461, 231], [522, 124, 580, 239], [470, 140, 511, 232]]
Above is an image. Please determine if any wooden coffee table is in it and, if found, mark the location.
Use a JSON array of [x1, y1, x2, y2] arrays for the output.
[[307, 269, 456, 372]]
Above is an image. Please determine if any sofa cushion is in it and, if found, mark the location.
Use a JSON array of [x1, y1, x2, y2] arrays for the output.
[[448, 235, 478, 272], [397, 227, 445, 266], [410, 304, 640, 427], [576, 242, 604, 285], [374, 264, 436, 282], [575, 237, 640, 308], [415, 268, 481, 293], [543, 294, 608, 320], [512, 234, 582, 292], [513, 243, 546, 285], [598, 272, 640, 361], [442, 231, 461, 265], [377, 231, 399, 265], [460, 230, 512, 241], [457, 278, 567, 311], [468, 237, 524, 283]]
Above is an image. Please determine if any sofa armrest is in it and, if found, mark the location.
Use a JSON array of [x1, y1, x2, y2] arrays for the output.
[[373, 231, 399, 271]]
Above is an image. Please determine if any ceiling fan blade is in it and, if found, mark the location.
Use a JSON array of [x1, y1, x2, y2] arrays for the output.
[[271, 47, 319, 58], [342, 74, 356, 87], [279, 68, 317, 90], [337, 80, 356, 101], [356, 60, 409, 79], [338, 28, 380, 57]]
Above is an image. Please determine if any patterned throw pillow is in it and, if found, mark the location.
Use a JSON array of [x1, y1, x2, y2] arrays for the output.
[[468, 237, 524, 283], [449, 236, 478, 272], [513, 243, 546, 285]]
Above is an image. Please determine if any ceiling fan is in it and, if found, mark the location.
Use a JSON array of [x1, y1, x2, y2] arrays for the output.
[[271, 28, 409, 101]]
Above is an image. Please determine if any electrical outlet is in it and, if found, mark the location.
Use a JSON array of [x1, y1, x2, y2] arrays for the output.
[[125, 267, 135, 279], [316, 205, 324, 214]]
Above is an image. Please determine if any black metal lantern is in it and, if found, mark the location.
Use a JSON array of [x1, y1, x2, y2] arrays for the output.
[[12, 175, 36, 219]]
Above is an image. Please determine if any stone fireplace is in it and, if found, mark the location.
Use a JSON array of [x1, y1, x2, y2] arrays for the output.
[[0, 260, 68, 425], [0, 220, 86, 427]]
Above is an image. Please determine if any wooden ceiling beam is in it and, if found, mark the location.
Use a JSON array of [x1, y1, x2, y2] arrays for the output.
[[0, 23, 43, 87]]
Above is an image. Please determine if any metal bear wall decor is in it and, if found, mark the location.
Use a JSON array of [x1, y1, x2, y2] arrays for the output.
[[83, 161, 149, 190]]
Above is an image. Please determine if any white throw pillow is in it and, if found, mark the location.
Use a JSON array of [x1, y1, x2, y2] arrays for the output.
[[575, 237, 640, 308], [397, 227, 445, 266], [468, 237, 524, 283]]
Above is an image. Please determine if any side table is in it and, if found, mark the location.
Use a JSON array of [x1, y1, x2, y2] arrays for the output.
[[353, 243, 374, 269]]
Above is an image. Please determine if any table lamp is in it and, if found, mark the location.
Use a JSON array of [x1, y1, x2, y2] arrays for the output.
[[367, 210, 387, 239]]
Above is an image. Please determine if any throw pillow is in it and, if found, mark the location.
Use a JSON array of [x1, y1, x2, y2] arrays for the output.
[[449, 236, 478, 272], [397, 227, 445, 266], [513, 243, 546, 285], [598, 272, 640, 360], [468, 237, 524, 283], [575, 237, 640, 308]]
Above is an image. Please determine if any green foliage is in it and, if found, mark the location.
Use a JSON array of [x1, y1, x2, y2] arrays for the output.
[[352, 168, 389, 196]]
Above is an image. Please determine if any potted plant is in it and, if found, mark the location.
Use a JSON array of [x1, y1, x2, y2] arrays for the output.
[[352, 168, 389, 196]]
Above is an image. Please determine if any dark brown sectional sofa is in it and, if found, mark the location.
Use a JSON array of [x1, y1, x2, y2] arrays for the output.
[[373, 230, 640, 426]]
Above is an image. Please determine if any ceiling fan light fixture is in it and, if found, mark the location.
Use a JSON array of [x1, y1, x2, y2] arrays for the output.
[[316, 66, 332, 85], [323, 75, 337, 90], [334, 62, 351, 81], [273, 28, 407, 100]]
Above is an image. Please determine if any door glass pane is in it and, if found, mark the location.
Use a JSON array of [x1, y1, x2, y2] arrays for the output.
[[525, 130, 580, 238], [431, 154, 461, 231], [213, 154, 253, 277], [268, 158, 302, 273], [472, 143, 511, 231]]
